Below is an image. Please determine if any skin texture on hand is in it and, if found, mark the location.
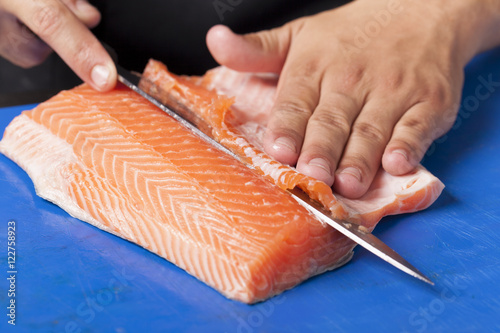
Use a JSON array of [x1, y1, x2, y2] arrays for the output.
[[207, 0, 500, 199], [0, 0, 116, 91]]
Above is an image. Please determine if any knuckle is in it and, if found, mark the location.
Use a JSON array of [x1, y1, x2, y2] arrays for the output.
[[310, 110, 351, 138], [247, 31, 272, 53], [352, 121, 387, 144], [342, 154, 373, 177], [72, 40, 94, 70], [400, 108, 447, 137], [274, 99, 313, 119], [291, 60, 321, 78], [390, 138, 426, 160], [415, 72, 456, 111], [32, 4, 63, 37], [396, 113, 448, 157], [400, 116, 431, 135], [337, 64, 365, 92], [381, 71, 405, 91], [247, 24, 291, 60], [427, 82, 454, 110], [283, 65, 322, 93]]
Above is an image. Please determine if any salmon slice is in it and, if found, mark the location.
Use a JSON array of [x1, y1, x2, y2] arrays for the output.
[[0, 61, 444, 303], [141, 60, 445, 228]]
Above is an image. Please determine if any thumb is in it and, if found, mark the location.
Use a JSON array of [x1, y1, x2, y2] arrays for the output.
[[206, 24, 292, 73]]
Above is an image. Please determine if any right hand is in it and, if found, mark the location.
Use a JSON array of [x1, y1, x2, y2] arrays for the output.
[[0, 0, 116, 91], [207, 0, 500, 198]]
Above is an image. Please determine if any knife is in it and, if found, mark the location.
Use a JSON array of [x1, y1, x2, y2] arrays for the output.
[[116, 64, 434, 286]]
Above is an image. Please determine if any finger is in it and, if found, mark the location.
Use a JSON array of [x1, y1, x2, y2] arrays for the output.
[[262, 61, 322, 166], [206, 24, 292, 73], [0, 13, 52, 68], [295, 92, 360, 186], [207, 22, 309, 165], [382, 102, 456, 175], [333, 99, 404, 198], [4, 0, 116, 91], [60, 0, 101, 28]]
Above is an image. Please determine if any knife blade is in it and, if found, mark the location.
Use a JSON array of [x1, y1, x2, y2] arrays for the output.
[[116, 64, 434, 286]]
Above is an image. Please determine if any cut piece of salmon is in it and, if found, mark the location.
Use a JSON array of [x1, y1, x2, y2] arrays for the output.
[[141, 60, 445, 228], [0, 61, 444, 303]]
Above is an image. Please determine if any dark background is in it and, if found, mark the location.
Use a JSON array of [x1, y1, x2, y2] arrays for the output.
[[0, 0, 347, 107]]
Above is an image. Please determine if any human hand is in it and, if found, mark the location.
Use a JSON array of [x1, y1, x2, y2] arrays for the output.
[[207, 0, 500, 198], [0, 0, 116, 91]]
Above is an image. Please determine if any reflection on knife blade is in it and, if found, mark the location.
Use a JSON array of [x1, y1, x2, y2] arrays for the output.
[[289, 187, 434, 285], [139, 74, 215, 137], [117, 65, 242, 163], [116, 64, 434, 286]]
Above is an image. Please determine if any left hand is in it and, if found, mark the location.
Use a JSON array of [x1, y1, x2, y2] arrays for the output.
[[206, 0, 500, 198]]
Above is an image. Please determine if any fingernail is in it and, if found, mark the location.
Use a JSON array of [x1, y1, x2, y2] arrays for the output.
[[91, 64, 110, 89], [392, 149, 408, 161], [272, 137, 297, 153], [340, 167, 362, 181], [307, 158, 331, 174]]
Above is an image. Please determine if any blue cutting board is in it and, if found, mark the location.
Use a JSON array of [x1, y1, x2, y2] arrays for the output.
[[1, 48, 500, 333]]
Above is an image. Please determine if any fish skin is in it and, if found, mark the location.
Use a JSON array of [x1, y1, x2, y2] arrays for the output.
[[0, 61, 444, 303]]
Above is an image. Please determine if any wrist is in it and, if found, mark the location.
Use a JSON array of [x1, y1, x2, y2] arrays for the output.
[[475, 0, 500, 53], [439, 0, 500, 62]]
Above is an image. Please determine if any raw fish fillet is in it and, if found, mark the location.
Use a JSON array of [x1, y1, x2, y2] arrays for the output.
[[141, 60, 445, 228], [0, 61, 444, 303]]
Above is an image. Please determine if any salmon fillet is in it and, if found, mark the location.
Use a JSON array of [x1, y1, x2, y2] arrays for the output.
[[141, 60, 445, 227], [0, 61, 444, 303]]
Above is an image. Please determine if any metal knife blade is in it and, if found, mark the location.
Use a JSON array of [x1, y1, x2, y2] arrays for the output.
[[116, 64, 434, 285], [289, 187, 434, 285]]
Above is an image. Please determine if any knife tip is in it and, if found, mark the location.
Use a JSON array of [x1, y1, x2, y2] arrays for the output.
[[415, 273, 434, 286]]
